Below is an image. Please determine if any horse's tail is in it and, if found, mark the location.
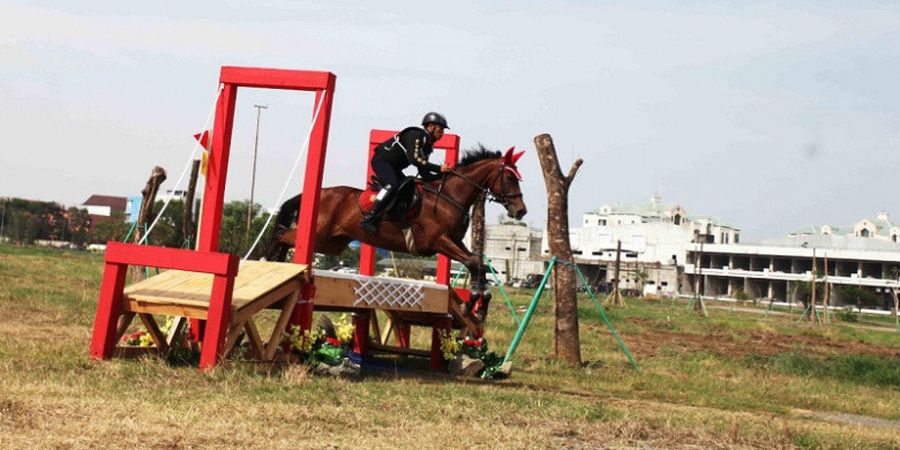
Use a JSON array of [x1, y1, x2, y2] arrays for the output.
[[276, 194, 302, 229], [265, 194, 302, 262]]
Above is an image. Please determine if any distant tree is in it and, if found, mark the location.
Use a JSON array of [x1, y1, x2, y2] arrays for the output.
[[632, 266, 649, 297], [144, 200, 185, 248], [91, 213, 130, 244], [217, 200, 275, 258], [837, 285, 881, 313], [66, 207, 92, 247], [795, 277, 826, 319]]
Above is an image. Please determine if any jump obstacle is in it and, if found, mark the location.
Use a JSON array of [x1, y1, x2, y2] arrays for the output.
[[89, 66, 479, 370]]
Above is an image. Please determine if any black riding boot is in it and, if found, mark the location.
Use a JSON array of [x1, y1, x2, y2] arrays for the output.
[[360, 186, 392, 234]]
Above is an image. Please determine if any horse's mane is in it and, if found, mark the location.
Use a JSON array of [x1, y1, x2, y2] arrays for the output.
[[457, 145, 501, 168]]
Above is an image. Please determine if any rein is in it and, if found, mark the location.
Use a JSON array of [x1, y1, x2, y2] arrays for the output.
[[422, 160, 523, 217]]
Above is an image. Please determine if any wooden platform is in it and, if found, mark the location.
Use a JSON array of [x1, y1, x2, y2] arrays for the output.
[[123, 260, 307, 323], [114, 260, 308, 363]]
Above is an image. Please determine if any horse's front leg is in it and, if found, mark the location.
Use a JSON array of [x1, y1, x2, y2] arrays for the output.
[[434, 236, 490, 320]]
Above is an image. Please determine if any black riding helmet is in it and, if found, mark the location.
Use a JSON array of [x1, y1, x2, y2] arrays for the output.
[[421, 112, 450, 129]]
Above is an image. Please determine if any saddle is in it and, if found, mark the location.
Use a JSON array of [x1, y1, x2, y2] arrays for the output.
[[358, 176, 423, 222]]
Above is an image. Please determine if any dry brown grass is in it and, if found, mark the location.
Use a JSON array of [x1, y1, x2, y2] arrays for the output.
[[1, 245, 898, 449]]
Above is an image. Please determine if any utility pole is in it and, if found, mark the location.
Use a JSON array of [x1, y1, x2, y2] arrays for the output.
[[247, 104, 267, 239], [0, 200, 6, 240]]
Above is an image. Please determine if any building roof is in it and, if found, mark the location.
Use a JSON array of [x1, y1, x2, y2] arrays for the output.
[[756, 234, 900, 252], [592, 196, 738, 230], [594, 200, 681, 219], [790, 213, 896, 238], [82, 195, 128, 211]]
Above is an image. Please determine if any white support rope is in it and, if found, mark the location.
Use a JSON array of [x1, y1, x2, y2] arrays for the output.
[[242, 90, 329, 262], [138, 84, 223, 245]]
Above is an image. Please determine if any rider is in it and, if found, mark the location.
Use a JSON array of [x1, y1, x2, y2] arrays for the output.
[[360, 112, 453, 234]]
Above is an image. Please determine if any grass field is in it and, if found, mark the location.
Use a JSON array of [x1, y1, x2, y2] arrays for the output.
[[0, 244, 898, 449]]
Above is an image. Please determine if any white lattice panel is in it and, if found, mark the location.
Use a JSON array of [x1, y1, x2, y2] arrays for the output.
[[353, 277, 424, 309]]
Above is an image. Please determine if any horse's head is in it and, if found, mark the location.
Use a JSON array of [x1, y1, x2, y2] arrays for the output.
[[454, 146, 528, 220], [486, 147, 528, 220]]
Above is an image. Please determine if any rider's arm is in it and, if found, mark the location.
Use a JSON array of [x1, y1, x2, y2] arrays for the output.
[[401, 130, 443, 174]]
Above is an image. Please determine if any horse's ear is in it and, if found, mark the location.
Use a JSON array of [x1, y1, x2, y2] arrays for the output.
[[503, 146, 516, 165], [512, 150, 524, 165]]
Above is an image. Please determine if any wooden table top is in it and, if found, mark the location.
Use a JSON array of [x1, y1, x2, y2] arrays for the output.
[[123, 260, 308, 311]]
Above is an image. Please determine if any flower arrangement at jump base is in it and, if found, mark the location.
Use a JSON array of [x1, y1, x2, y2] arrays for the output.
[[439, 331, 505, 379], [120, 317, 176, 347], [286, 314, 360, 376]]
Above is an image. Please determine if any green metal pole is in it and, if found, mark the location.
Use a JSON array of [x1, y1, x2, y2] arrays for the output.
[[121, 220, 139, 243], [502, 257, 556, 365], [572, 263, 641, 372], [485, 257, 520, 326], [450, 265, 467, 288]]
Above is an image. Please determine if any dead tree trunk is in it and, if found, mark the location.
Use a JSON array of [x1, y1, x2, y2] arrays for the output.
[[534, 133, 583, 367], [182, 160, 201, 249], [470, 194, 486, 256], [133, 166, 167, 246]]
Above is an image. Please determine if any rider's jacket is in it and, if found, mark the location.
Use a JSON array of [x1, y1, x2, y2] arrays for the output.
[[373, 127, 443, 182]]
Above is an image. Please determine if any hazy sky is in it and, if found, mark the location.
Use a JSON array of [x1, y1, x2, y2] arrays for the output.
[[2, 1, 899, 240]]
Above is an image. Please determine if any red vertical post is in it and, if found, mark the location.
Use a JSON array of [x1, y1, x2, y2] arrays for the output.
[[429, 316, 452, 371], [89, 261, 129, 360], [293, 82, 336, 265], [290, 77, 337, 333], [352, 311, 370, 355], [198, 255, 239, 369], [197, 83, 238, 253], [360, 137, 378, 276], [435, 143, 459, 285]]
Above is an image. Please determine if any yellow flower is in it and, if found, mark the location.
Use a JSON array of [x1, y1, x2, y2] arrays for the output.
[[334, 314, 355, 344], [439, 330, 460, 361]]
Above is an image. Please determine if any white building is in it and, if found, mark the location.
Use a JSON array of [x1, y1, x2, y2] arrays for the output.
[[541, 195, 740, 297], [687, 213, 900, 309], [789, 212, 900, 244], [483, 216, 545, 283]]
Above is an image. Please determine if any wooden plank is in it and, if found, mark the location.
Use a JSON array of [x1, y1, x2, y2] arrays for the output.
[[138, 313, 169, 354], [244, 319, 264, 359], [120, 261, 307, 318], [165, 316, 189, 349], [370, 342, 430, 358], [114, 312, 136, 343], [223, 320, 246, 359], [263, 292, 299, 360], [123, 300, 209, 320], [448, 293, 481, 337], [379, 315, 393, 345], [232, 280, 303, 324]]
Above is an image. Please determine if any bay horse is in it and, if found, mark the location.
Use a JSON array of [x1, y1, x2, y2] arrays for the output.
[[266, 147, 527, 315]]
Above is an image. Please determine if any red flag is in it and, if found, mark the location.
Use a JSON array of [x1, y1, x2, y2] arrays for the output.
[[193, 130, 211, 150]]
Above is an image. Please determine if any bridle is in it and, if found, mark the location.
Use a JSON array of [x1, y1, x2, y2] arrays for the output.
[[423, 159, 523, 216]]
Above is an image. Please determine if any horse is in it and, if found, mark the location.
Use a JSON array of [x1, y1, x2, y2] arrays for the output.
[[266, 146, 528, 317]]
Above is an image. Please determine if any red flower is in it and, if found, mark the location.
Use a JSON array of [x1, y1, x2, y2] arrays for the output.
[[325, 337, 341, 346]]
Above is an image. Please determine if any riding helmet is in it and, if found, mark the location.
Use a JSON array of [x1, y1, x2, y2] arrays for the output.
[[421, 112, 450, 129]]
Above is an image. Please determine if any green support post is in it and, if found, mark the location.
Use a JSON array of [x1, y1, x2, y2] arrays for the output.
[[572, 263, 641, 372], [502, 257, 556, 365], [485, 258, 520, 326]]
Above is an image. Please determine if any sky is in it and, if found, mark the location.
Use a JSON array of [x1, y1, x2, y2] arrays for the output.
[[1, 1, 899, 240]]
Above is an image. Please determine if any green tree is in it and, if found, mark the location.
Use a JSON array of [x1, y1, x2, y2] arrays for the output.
[[91, 213, 130, 244], [66, 207, 92, 247], [837, 285, 882, 313]]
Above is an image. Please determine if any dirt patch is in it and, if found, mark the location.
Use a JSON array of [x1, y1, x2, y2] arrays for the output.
[[619, 318, 900, 359]]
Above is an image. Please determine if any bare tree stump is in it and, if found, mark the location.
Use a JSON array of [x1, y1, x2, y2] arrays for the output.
[[470, 194, 486, 256], [131, 166, 167, 282], [133, 166, 167, 245], [182, 160, 201, 249], [534, 133, 583, 367]]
